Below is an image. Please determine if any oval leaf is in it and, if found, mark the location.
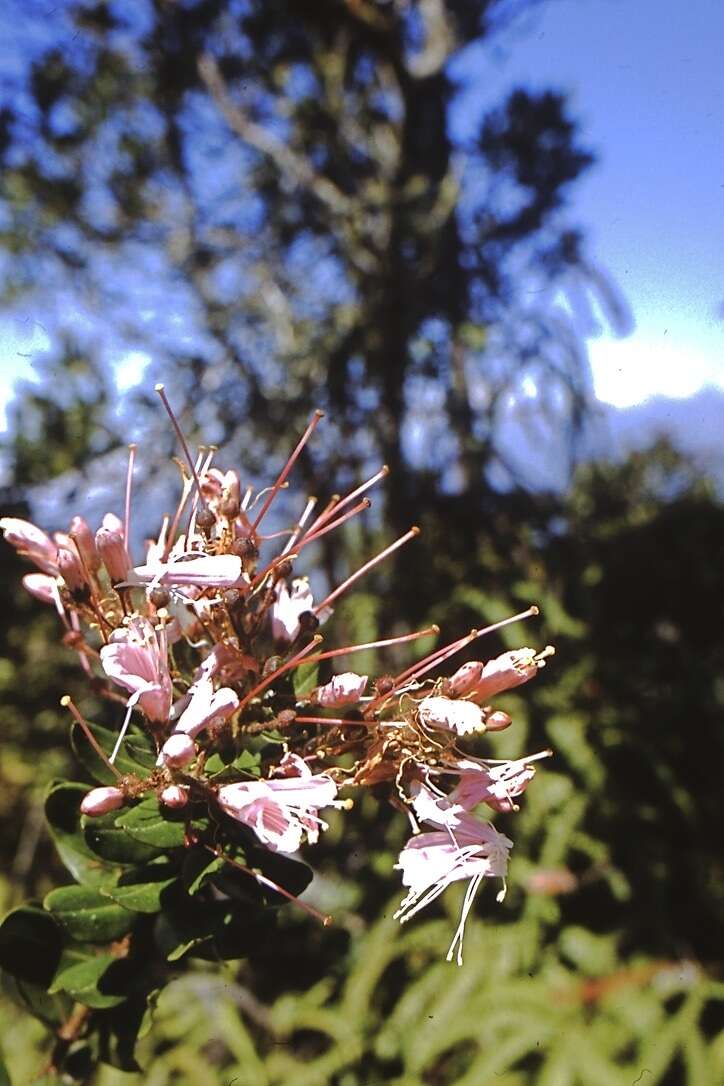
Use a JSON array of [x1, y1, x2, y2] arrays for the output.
[[45, 782, 122, 887], [44, 885, 134, 943], [114, 797, 187, 849], [101, 861, 179, 913], [0, 905, 63, 987], [48, 952, 126, 1009], [71, 719, 156, 785], [83, 808, 162, 865]]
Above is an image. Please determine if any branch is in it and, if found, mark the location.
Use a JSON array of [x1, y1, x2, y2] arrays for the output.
[[198, 53, 351, 217]]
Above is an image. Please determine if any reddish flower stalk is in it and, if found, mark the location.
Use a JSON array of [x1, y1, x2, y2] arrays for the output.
[[61, 695, 123, 780], [236, 635, 323, 714]]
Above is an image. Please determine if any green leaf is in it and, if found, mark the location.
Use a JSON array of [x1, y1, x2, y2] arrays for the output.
[[45, 781, 122, 887], [1, 971, 72, 1028], [101, 861, 179, 913], [83, 807, 162, 865], [181, 846, 227, 896], [44, 885, 135, 943], [206, 748, 262, 780], [71, 719, 156, 785], [114, 797, 187, 849], [293, 660, 319, 699], [0, 905, 63, 986], [48, 951, 126, 1009]]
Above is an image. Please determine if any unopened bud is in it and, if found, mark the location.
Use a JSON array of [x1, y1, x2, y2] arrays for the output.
[[57, 546, 88, 596], [80, 786, 125, 816], [297, 610, 319, 633], [196, 507, 216, 534], [448, 661, 485, 697], [160, 784, 189, 809], [22, 573, 57, 605], [149, 586, 171, 608], [484, 710, 513, 732], [219, 471, 241, 518], [418, 696, 486, 736], [230, 536, 258, 561], [159, 732, 196, 768], [313, 672, 368, 708], [70, 515, 100, 573], [96, 514, 130, 584]]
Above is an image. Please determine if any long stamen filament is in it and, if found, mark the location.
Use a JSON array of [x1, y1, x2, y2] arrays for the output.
[[281, 496, 318, 556], [252, 409, 324, 531], [155, 384, 208, 508], [314, 526, 420, 614], [124, 444, 137, 552], [61, 696, 122, 779], [306, 465, 388, 535], [237, 636, 323, 713], [295, 498, 371, 551], [305, 625, 439, 665], [204, 844, 332, 926]]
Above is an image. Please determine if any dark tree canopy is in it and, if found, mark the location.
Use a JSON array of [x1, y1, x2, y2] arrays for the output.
[[1, 0, 626, 518]]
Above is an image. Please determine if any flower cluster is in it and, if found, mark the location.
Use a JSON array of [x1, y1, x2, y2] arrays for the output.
[[2, 391, 554, 964]]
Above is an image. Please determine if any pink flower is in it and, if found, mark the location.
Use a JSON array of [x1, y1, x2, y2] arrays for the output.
[[80, 786, 125, 816], [312, 672, 368, 708], [174, 681, 239, 737], [216, 753, 341, 853], [100, 616, 173, 724], [0, 517, 58, 574], [417, 695, 486, 736], [448, 755, 544, 813], [467, 647, 554, 704], [394, 784, 512, 965], [132, 554, 247, 591], [270, 578, 314, 642], [160, 732, 196, 768], [158, 681, 238, 766]]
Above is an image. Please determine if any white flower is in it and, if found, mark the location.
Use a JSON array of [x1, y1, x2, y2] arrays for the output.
[[417, 695, 486, 736]]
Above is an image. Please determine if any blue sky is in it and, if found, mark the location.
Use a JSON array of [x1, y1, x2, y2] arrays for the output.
[[1, 0, 723, 422], [451, 0, 724, 407]]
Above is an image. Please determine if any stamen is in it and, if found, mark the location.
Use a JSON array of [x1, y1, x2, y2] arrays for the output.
[[61, 696, 122, 779], [124, 444, 137, 552], [236, 635, 323, 713], [295, 498, 371, 551], [314, 526, 420, 614], [281, 496, 318, 556], [306, 625, 439, 664], [365, 606, 540, 716], [155, 384, 207, 507], [251, 409, 324, 531], [110, 700, 135, 764], [307, 465, 388, 534], [294, 716, 371, 727], [240, 485, 254, 512], [204, 844, 332, 926]]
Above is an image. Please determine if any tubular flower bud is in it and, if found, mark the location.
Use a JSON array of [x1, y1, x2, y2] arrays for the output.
[[22, 573, 58, 605], [312, 672, 368, 708], [96, 513, 131, 583], [0, 516, 58, 574], [80, 786, 125, 816], [70, 515, 100, 573], [468, 647, 554, 704], [159, 732, 196, 768], [57, 546, 88, 596], [484, 710, 512, 732], [417, 696, 487, 736], [447, 660, 485, 697], [160, 784, 189, 809]]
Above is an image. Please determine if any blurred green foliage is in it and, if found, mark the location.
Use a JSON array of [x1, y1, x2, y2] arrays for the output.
[[2, 434, 723, 1084]]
